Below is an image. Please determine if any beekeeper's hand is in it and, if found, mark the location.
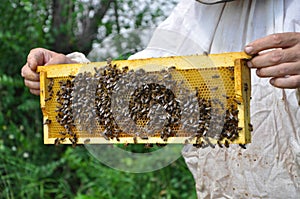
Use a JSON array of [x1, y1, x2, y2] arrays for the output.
[[21, 48, 76, 95], [244, 32, 300, 89]]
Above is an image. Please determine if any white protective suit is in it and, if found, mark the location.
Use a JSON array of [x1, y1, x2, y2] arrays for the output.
[[128, 0, 300, 198]]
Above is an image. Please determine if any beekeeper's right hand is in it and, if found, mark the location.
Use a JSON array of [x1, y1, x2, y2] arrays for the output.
[[21, 48, 76, 95]]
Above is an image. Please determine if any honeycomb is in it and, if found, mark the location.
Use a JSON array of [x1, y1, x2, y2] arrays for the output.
[[38, 52, 252, 147]]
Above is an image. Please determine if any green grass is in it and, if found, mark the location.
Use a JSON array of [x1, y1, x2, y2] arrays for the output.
[[0, 144, 196, 199]]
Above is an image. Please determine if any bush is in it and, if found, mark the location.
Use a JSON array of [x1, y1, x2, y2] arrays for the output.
[[0, 49, 196, 199]]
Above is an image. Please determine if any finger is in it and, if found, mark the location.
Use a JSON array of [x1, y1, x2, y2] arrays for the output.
[[27, 48, 54, 71], [245, 32, 300, 55], [45, 54, 75, 66], [270, 75, 300, 89], [29, 89, 40, 96], [256, 62, 300, 78], [21, 64, 40, 81], [24, 79, 40, 90], [27, 49, 45, 71], [247, 47, 300, 68]]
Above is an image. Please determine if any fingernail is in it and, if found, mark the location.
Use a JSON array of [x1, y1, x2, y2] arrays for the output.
[[244, 46, 253, 54], [256, 69, 260, 76], [247, 61, 253, 68]]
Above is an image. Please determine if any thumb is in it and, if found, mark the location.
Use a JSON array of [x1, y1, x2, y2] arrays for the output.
[[27, 48, 55, 71]]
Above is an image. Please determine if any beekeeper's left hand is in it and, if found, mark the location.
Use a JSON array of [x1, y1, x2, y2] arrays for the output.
[[244, 32, 300, 89]]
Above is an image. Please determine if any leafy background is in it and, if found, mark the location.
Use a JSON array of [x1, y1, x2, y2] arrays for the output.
[[0, 0, 197, 198]]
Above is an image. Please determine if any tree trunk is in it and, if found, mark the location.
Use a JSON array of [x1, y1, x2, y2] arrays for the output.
[[75, 0, 114, 55], [51, 0, 114, 55], [51, 0, 75, 54]]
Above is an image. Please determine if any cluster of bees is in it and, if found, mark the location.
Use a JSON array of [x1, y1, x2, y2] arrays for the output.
[[44, 61, 250, 149], [192, 97, 242, 148], [55, 79, 77, 146], [93, 63, 127, 140], [129, 82, 181, 141]]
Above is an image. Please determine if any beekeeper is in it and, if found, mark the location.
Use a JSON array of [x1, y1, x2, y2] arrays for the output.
[[21, 0, 300, 198]]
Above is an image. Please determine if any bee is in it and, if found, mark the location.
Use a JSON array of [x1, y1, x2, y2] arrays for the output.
[[45, 97, 52, 102], [43, 119, 52, 125], [233, 98, 241, 105], [106, 58, 112, 65], [195, 87, 199, 96], [232, 109, 239, 115], [212, 74, 220, 79], [84, 138, 91, 144], [224, 140, 230, 148], [69, 136, 78, 148], [133, 136, 138, 144], [210, 87, 218, 92], [59, 131, 66, 136], [205, 107, 211, 111], [167, 66, 176, 71], [164, 73, 172, 79], [140, 136, 149, 140], [156, 143, 167, 147], [144, 143, 153, 149], [193, 140, 207, 148], [102, 133, 110, 141], [204, 137, 215, 148], [54, 138, 60, 146], [248, 123, 253, 131], [217, 140, 223, 148], [116, 137, 120, 142], [66, 127, 74, 136], [47, 78, 54, 92], [244, 83, 248, 92], [69, 138, 75, 147], [222, 94, 230, 99], [49, 90, 54, 97], [184, 139, 190, 145], [94, 67, 100, 74], [66, 79, 72, 87], [122, 66, 129, 72]]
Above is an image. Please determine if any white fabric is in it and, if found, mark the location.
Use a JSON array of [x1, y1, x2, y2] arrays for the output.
[[129, 0, 300, 198], [66, 52, 91, 63]]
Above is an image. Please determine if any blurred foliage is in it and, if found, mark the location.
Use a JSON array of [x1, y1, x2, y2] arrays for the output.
[[0, 0, 50, 76], [0, 0, 196, 198]]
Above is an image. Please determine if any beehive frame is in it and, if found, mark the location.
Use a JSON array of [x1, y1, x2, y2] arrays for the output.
[[38, 52, 251, 145]]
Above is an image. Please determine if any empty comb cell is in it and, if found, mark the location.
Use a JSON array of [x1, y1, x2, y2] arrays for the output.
[[38, 52, 252, 147]]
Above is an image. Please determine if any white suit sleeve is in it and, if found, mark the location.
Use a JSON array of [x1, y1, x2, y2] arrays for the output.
[[66, 52, 91, 63]]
